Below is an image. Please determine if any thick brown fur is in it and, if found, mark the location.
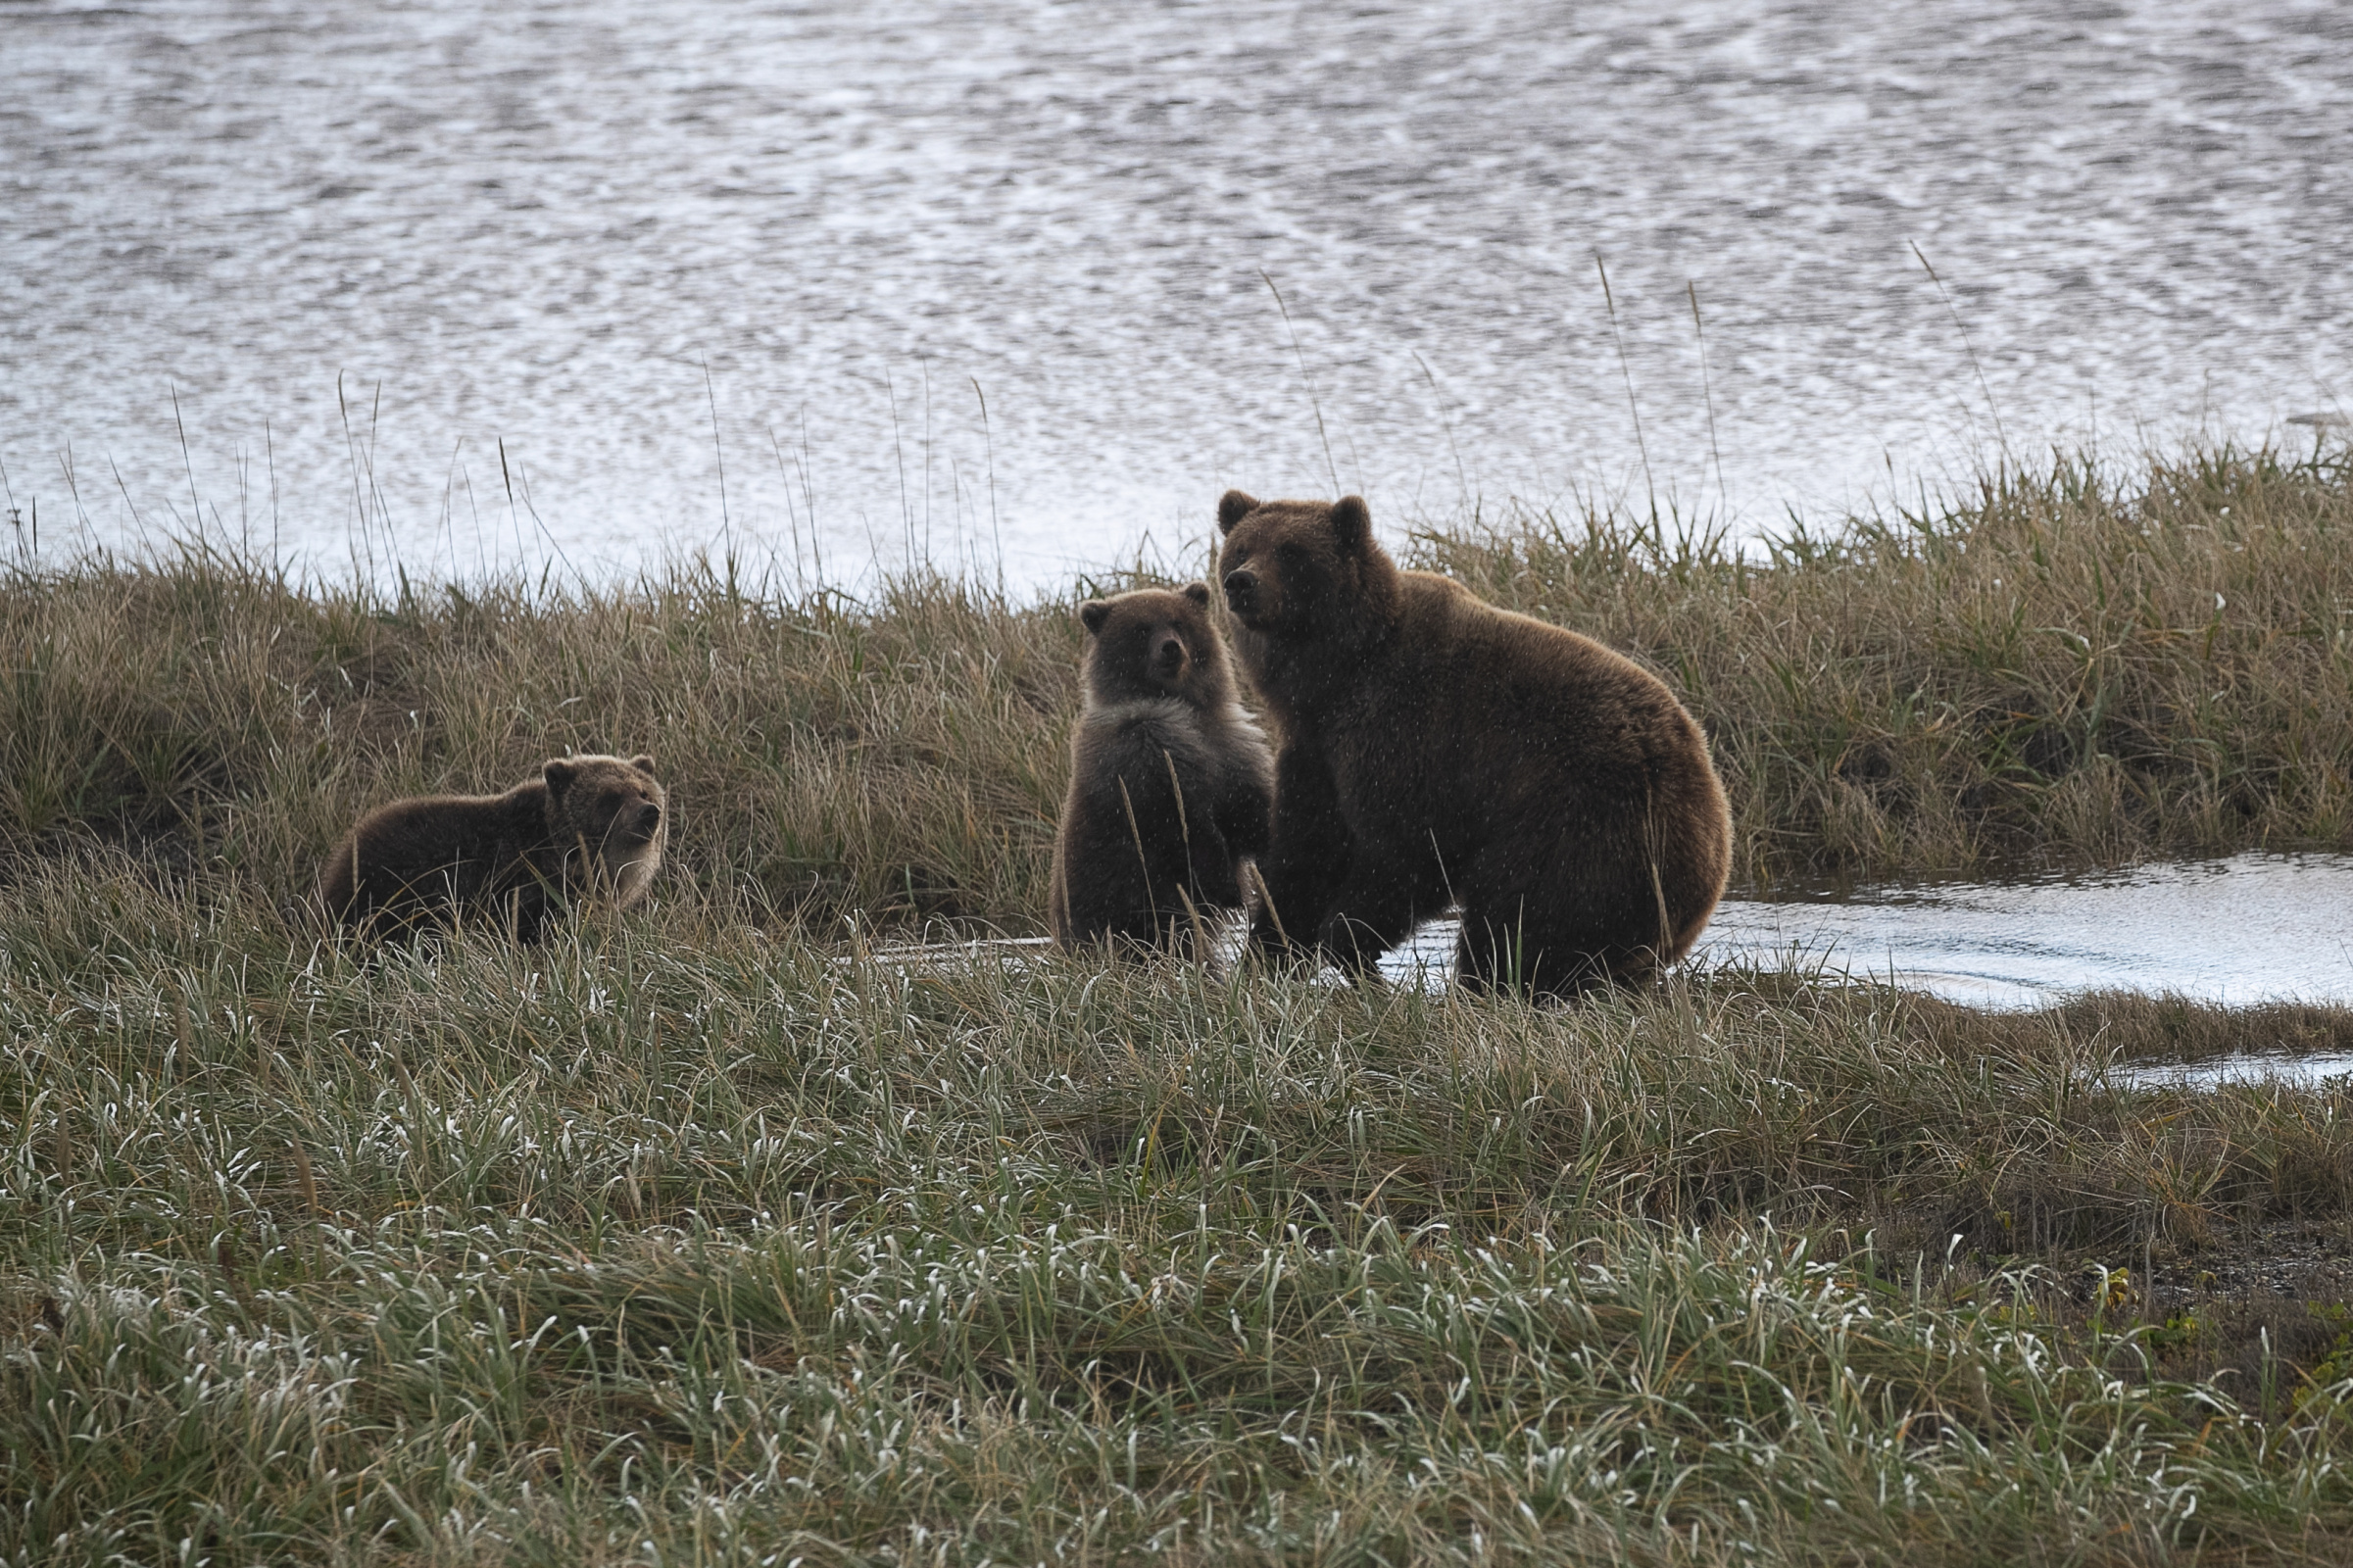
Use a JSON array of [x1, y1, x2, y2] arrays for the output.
[[319, 754, 667, 943], [1049, 584, 1275, 956], [1215, 491, 1731, 997]]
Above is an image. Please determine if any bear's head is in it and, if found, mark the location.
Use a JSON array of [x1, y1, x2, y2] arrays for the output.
[[1214, 491, 1394, 637], [1075, 584, 1233, 708], [543, 753, 668, 906]]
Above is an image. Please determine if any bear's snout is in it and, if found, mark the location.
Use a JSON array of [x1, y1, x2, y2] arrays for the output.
[[1154, 633, 1188, 672], [1222, 567, 1258, 612]]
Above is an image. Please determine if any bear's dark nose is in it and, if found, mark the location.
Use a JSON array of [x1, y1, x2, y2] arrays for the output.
[[639, 802, 662, 830], [1155, 634, 1186, 669], [1222, 567, 1257, 609]]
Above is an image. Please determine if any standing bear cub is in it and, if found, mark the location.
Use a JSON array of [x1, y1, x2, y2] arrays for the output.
[[1050, 584, 1276, 956], [1216, 492, 1731, 997], [319, 753, 668, 943]]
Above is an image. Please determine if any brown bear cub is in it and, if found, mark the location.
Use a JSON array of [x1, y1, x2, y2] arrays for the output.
[[1216, 491, 1731, 998], [319, 754, 667, 943], [1050, 584, 1276, 956]]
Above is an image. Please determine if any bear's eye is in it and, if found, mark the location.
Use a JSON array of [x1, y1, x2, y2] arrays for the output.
[[1277, 542, 1306, 566]]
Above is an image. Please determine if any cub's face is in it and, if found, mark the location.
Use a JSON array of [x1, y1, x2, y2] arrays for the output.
[[1076, 585, 1225, 705], [1214, 491, 1374, 635], [544, 754, 668, 895]]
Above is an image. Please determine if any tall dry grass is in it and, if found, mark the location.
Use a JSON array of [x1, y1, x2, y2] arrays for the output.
[[3, 444, 2347, 938], [0, 560, 1095, 932], [1426, 443, 2353, 883]]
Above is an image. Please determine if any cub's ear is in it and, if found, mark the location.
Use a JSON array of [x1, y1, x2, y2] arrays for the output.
[[629, 754, 658, 776], [1332, 495, 1371, 553], [1078, 600, 1111, 635], [1216, 489, 1259, 535], [543, 759, 578, 794], [1180, 582, 1211, 607]]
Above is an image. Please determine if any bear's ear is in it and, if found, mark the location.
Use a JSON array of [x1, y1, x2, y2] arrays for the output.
[[1332, 495, 1371, 554], [1078, 600, 1111, 636], [1216, 489, 1259, 535], [1180, 581, 1210, 607], [543, 759, 578, 795], [629, 754, 657, 776]]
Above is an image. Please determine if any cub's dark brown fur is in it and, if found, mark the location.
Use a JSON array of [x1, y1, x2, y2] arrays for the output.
[[319, 754, 667, 942], [1049, 584, 1275, 956], [1216, 491, 1731, 997]]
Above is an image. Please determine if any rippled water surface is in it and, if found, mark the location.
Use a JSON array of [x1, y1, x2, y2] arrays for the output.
[[6, 0, 2351, 584]]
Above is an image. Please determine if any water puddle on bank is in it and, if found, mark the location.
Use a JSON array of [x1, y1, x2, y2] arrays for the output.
[[1386, 852, 2353, 1087], [2095, 1049, 2353, 1091], [1387, 852, 2353, 1010], [1690, 851, 2353, 1010]]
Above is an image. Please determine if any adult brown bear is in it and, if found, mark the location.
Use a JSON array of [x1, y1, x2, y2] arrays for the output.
[[1215, 491, 1730, 997], [1049, 584, 1275, 956], [319, 754, 667, 942]]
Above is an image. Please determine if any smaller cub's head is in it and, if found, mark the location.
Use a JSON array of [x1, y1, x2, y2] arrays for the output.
[[1214, 490, 1390, 635], [1075, 584, 1233, 707], [544, 753, 668, 906]]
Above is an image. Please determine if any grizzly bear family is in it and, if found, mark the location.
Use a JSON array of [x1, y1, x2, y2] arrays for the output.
[[324, 489, 1729, 995], [1054, 490, 1730, 997], [320, 754, 667, 942]]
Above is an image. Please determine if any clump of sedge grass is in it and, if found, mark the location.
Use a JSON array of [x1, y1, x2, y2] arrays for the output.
[[0, 558, 1092, 932]]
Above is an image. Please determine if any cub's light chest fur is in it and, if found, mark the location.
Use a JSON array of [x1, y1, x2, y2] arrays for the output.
[[1077, 697, 1264, 780], [1049, 586, 1275, 956]]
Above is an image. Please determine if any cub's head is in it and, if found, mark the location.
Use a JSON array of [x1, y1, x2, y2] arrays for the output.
[[1075, 584, 1233, 707], [1213, 490, 1393, 637], [543, 753, 668, 906]]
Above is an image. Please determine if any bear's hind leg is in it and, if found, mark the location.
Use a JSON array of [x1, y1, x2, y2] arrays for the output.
[[1453, 904, 1606, 1001], [1315, 856, 1449, 983]]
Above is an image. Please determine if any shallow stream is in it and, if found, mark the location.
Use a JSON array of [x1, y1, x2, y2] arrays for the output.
[[1378, 851, 2353, 1010]]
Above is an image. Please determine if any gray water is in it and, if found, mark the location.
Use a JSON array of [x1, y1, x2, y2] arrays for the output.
[[883, 853, 2353, 1081], [6, 0, 2351, 588], [884, 847, 2353, 1012], [1697, 851, 2353, 1010], [1385, 851, 2353, 1087], [1382, 852, 2353, 1014]]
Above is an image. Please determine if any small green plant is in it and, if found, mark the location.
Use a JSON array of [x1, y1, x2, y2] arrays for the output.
[[2147, 1309, 2204, 1357], [2296, 1302, 2353, 1415]]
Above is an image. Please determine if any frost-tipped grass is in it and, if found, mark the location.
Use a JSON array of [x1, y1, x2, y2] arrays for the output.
[[5, 879, 2353, 1563]]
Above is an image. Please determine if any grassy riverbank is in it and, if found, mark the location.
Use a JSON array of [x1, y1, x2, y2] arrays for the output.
[[2, 444, 2348, 925], [4, 444, 2353, 1563]]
